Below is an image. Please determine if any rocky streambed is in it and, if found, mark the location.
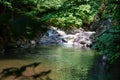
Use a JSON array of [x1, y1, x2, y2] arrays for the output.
[[39, 26, 95, 49], [0, 26, 96, 54]]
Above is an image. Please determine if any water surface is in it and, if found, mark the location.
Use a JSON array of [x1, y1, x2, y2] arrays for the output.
[[0, 46, 94, 80]]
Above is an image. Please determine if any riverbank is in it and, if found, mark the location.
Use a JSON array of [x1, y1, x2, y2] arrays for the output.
[[0, 26, 96, 54]]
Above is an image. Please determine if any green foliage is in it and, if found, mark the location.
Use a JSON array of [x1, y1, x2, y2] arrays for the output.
[[39, 0, 65, 9], [0, 0, 47, 38], [93, 1, 120, 63], [93, 29, 120, 63], [0, 0, 101, 38], [42, 0, 100, 29]]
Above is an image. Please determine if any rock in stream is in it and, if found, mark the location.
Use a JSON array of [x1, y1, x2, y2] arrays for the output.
[[39, 26, 95, 49]]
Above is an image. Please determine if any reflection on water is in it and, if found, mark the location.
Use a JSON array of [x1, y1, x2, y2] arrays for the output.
[[0, 46, 94, 80]]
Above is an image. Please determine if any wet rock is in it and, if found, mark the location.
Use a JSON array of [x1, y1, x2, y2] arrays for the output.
[[72, 28, 84, 34], [73, 42, 84, 48], [102, 54, 109, 68], [39, 26, 95, 49], [30, 40, 36, 47], [0, 62, 52, 80]]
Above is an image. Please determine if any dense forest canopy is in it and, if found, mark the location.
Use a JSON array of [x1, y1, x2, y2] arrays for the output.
[[0, 0, 101, 38], [0, 0, 120, 63]]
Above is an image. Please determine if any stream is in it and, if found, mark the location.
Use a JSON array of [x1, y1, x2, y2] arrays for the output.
[[0, 46, 111, 80]]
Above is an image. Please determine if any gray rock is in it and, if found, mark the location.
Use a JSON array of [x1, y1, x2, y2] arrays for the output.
[[39, 27, 95, 48]]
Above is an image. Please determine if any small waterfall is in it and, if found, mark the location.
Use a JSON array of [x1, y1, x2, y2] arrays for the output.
[[39, 26, 95, 48]]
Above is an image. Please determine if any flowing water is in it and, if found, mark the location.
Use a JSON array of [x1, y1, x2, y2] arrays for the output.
[[0, 46, 110, 80]]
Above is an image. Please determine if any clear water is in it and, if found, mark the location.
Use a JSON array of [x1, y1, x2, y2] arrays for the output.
[[0, 46, 95, 80]]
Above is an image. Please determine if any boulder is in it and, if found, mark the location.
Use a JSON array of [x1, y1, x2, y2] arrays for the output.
[[39, 27, 95, 49]]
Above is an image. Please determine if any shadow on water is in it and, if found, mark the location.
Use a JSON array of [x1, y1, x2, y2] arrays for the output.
[[109, 58, 120, 80], [0, 45, 115, 80], [87, 53, 118, 80], [0, 62, 52, 80]]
